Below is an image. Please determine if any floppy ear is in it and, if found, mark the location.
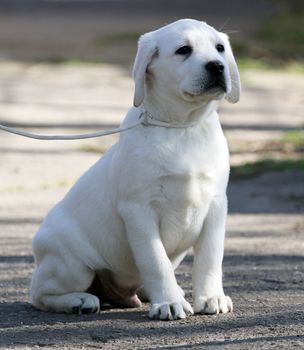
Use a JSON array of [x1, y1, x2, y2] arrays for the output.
[[132, 33, 158, 107], [219, 33, 241, 104]]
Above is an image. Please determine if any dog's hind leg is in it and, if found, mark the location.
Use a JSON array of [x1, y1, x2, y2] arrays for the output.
[[30, 255, 100, 314], [39, 292, 100, 314]]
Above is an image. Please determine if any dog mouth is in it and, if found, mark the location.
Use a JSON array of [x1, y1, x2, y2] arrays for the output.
[[205, 78, 227, 94], [183, 78, 227, 100]]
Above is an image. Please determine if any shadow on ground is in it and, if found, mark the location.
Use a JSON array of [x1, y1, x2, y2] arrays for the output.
[[0, 251, 303, 349]]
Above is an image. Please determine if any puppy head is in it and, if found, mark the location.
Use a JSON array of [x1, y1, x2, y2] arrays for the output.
[[133, 19, 241, 107]]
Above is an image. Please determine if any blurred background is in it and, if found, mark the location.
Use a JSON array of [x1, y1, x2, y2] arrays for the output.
[[0, 1, 303, 347], [0, 0, 303, 65], [0, 0, 303, 211]]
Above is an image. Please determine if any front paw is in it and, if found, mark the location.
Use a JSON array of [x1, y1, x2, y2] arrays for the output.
[[149, 299, 193, 320], [194, 295, 233, 315]]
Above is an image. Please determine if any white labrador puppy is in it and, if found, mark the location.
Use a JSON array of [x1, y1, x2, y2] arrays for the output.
[[30, 18, 241, 320]]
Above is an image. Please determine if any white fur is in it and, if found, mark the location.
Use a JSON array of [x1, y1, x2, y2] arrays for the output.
[[30, 19, 240, 320]]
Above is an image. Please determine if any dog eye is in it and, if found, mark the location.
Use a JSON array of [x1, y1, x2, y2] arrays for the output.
[[216, 44, 225, 53], [175, 45, 193, 55]]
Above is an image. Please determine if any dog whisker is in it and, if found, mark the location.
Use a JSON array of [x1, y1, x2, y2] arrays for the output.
[[218, 17, 231, 32]]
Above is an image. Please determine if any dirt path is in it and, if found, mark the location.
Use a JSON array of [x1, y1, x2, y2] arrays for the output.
[[0, 63, 303, 349]]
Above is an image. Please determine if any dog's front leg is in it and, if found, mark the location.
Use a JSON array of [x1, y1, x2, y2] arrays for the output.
[[193, 195, 233, 315], [119, 203, 193, 320]]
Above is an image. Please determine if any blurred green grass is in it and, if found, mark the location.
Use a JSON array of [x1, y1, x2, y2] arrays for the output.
[[233, 10, 304, 71], [257, 12, 304, 49], [96, 32, 140, 46], [283, 130, 304, 149], [29, 11, 304, 72], [231, 159, 304, 179]]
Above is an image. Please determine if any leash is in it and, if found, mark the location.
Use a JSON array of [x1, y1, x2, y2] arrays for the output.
[[0, 113, 145, 141], [0, 110, 197, 141]]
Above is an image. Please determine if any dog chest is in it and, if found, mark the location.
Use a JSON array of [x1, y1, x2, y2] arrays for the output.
[[152, 138, 229, 255], [154, 171, 215, 255]]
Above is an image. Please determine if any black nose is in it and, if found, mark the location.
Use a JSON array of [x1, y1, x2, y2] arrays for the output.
[[205, 61, 224, 75]]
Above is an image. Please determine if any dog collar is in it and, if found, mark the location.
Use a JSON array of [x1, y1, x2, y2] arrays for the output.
[[140, 110, 198, 128]]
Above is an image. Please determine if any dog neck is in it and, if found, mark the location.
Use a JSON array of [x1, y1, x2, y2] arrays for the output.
[[143, 89, 218, 128]]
